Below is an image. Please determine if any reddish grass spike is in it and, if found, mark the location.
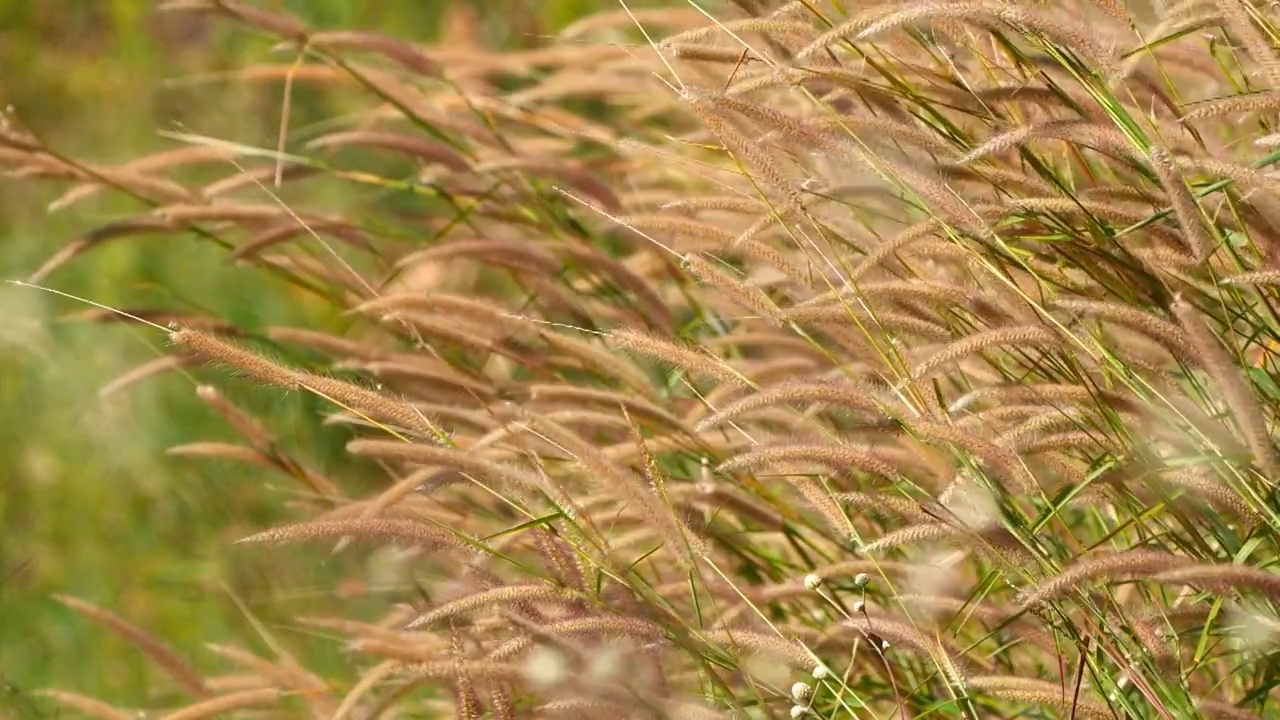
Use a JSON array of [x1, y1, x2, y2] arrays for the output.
[[1151, 562, 1280, 597], [194, 384, 273, 444], [909, 325, 1062, 380], [170, 327, 301, 390], [161, 0, 308, 41], [1172, 297, 1279, 477], [523, 413, 707, 568], [703, 629, 816, 672], [472, 157, 621, 211], [860, 523, 962, 553], [202, 164, 319, 197], [1215, 0, 1280, 88], [153, 688, 281, 720], [308, 130, 470, 171], [667, 44, 758, 64], [1222, 269, 1280, 287], [29, 217, 179, 283], [307, 31, 440, 75], [965, 676, 1113, 720], [611, 327, 751, 388], [1054, 298, 1192, 358], [555, 244, 676, 332], [539, 329, 659, 399], [232, 219, 372, 261], [791, 476, 854, 537], [99, 355, 198, 399], [345, 439, 545, 494], [237, 518, 469, 550], [486, 616, 667, 661], [176, 328, 443, 438], [717, 442, 900, 480], [48, 167, 192, 213], [1181, 91, 1280, 121], [405, 585, 582, 630], [38, 690, 136, 720], [151, 202, 284, 223], [1017, 549, 1195, 608], [1148, 148, 1215, 262], [204, 643, 337, 718], [561, 7, 711, 39], [696, 380, 885, 431], [265, 325, 389, 361], [165, 441, 278, 469], [53, 595, 209, 697], [682, 252, 787, 326]]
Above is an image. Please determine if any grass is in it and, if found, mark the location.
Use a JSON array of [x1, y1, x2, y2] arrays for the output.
[[0, 0, 618, 704], [9, 0, 1280, 718]]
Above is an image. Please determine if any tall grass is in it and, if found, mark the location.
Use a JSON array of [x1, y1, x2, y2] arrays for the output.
[[10, 0, 1280, 717]]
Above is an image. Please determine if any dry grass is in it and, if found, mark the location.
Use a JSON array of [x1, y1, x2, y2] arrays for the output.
[[12, 0, 1280, 717]]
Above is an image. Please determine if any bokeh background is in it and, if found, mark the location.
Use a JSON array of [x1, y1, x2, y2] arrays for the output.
[[0, 0, 620, 705]]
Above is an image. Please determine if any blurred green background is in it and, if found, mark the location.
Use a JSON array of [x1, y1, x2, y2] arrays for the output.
[[0, 0, 616, 707]]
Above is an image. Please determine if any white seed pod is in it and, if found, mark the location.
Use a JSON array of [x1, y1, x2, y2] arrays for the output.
[[791, 682, 813, 702]]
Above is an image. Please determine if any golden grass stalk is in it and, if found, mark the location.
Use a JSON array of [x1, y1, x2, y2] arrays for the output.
[[54, 595, 209, 697], [237, 519, 469, 551], [611, 328, 752, 388], [203, 643, 336, 719], [909, 325, 1061, 380], [717, 442, 900, 480], [964, 676, 1113, 720], [154, 688, 282, 720], [172, 327, 443, 440], [1018, 549, 1195, 608], [37, 690, 136, 720], [1172, 297, 1278, 477], [405, 585, 583, 630]]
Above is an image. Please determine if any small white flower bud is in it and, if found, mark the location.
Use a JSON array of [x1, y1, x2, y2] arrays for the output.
[[803, 573, 823, 591], [791, 682, 812, 702], [853, 572, 870, 588], [812, 664, 830, 680], [790, 705, 807, 718], [852, 600, 865, 613]]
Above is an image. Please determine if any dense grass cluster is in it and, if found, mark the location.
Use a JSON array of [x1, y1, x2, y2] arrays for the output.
[[9, 0, 1280, 717]]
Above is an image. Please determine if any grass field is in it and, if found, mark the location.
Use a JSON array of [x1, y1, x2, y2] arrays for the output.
[[0, 0, 604, 702], [10, 1, 1280, 718]]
